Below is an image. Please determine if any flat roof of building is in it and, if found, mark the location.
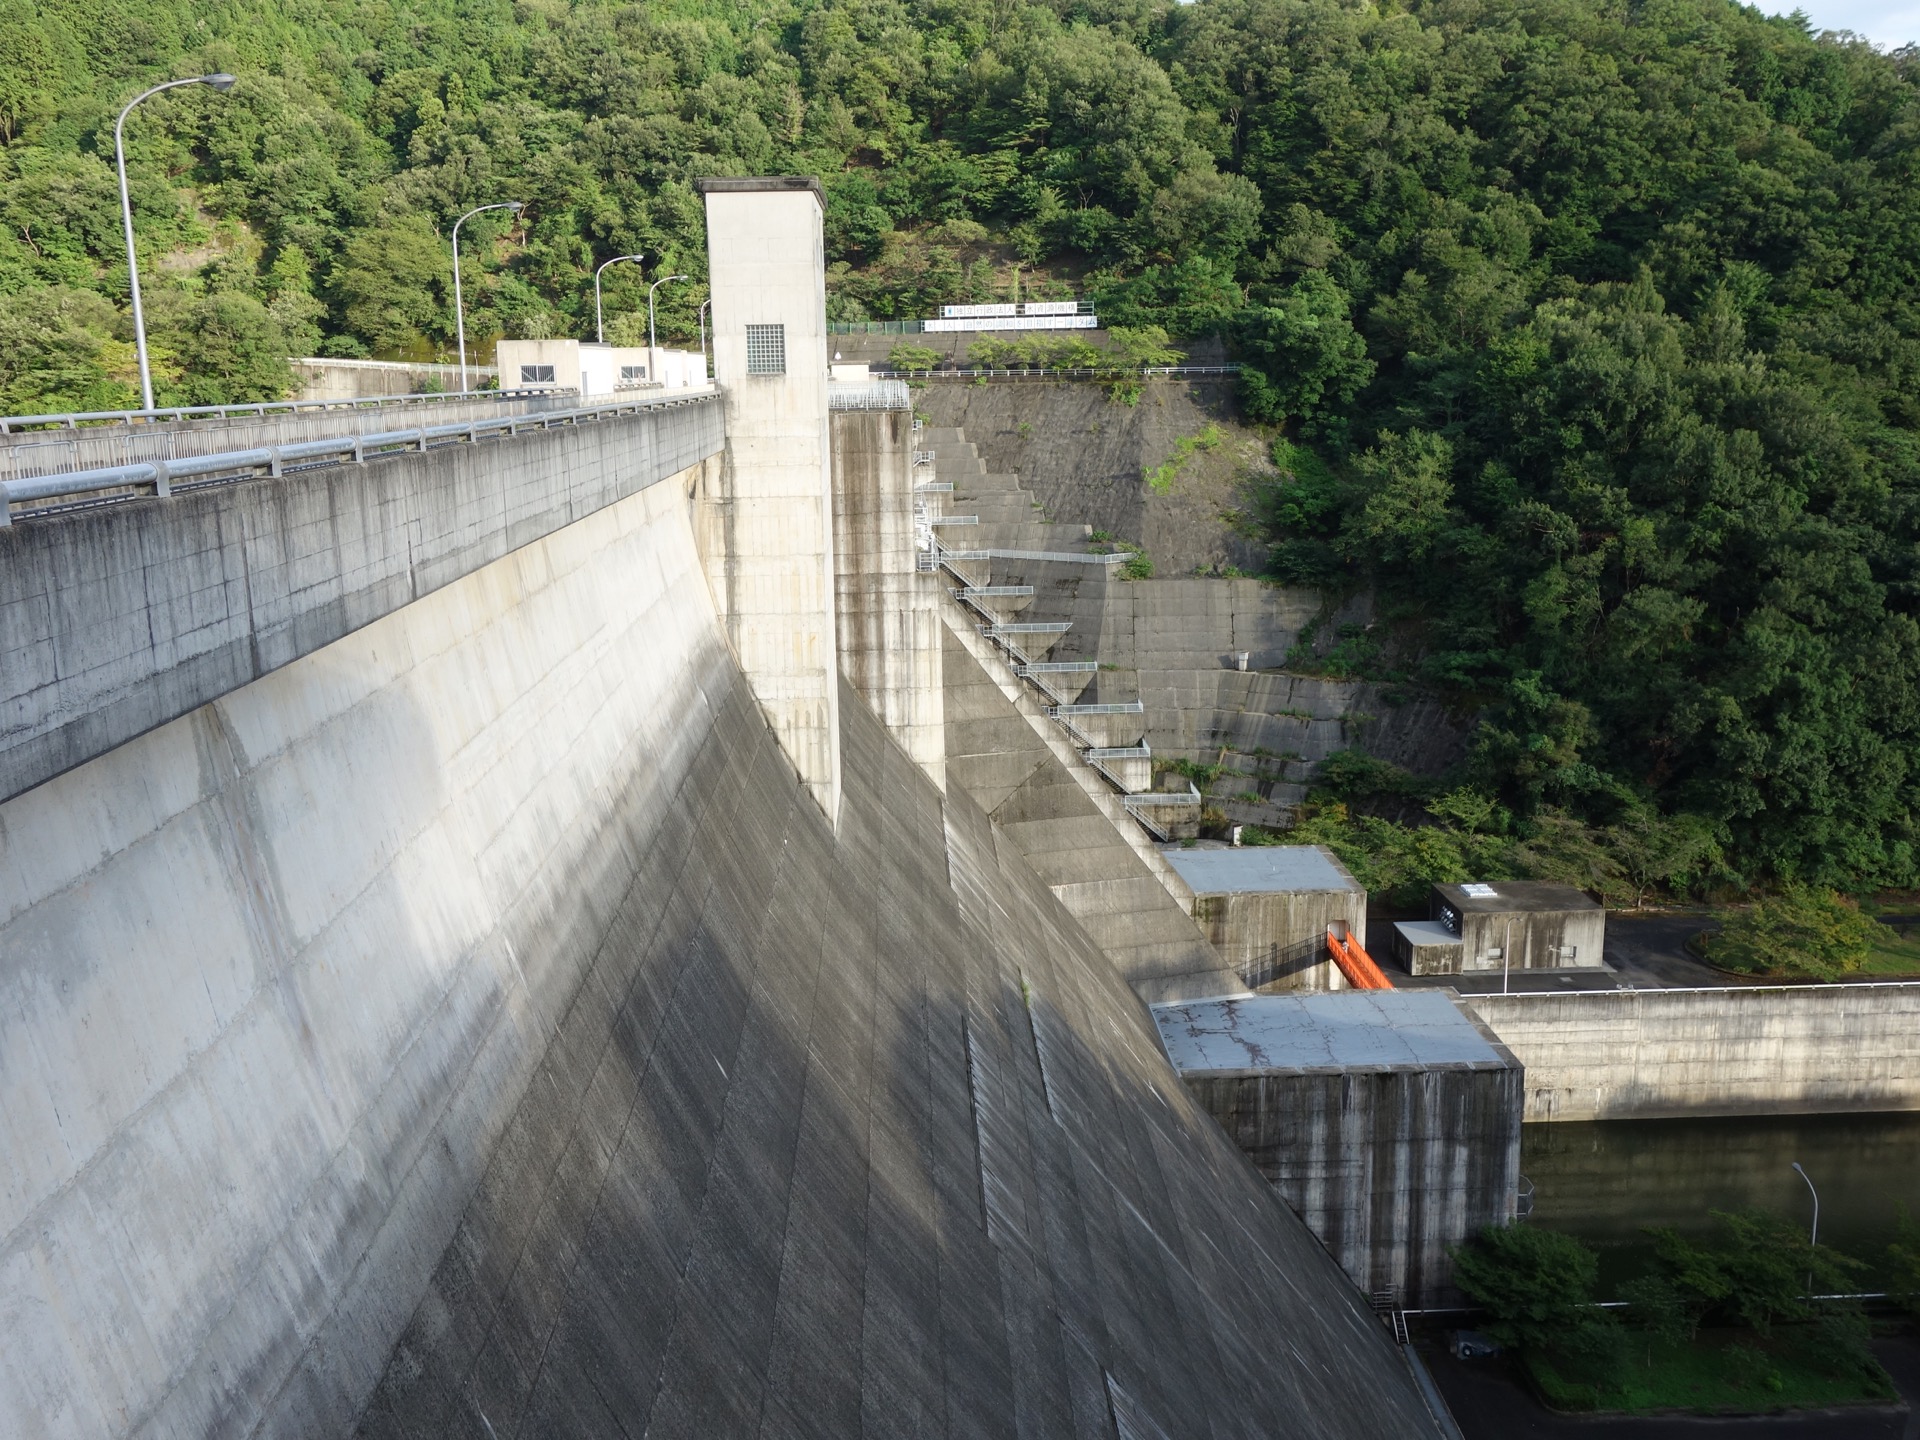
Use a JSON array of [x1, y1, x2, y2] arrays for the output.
[[1435, 880, 1602, 914], [1394, 919, 1462, 948], [1162, 844, 1359, 896], [693, 175, 825, 206], [1152, 991, 1514, 1076]]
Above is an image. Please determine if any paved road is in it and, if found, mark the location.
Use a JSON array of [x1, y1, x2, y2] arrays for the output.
[[1423, 1334, 1920, 1440]]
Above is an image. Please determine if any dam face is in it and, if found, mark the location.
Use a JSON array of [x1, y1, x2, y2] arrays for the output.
[[0, 181, 1446, 1439], [1, 457, 1436, 1438]]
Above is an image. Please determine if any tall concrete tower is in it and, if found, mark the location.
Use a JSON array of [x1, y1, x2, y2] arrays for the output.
[[695, 177, 840, 822]]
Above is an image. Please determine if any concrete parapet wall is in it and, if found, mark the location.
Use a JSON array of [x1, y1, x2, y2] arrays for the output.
[[1468, 984, 1920, 1121], [0, 393, 569, 483], [0, 396, 724, 804]]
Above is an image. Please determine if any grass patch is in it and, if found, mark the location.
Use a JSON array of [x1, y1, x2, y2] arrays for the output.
[[1860, 927, 1920, 976], [1144, 423, 1222, 495], [1526, 1328, 1895, 1415]]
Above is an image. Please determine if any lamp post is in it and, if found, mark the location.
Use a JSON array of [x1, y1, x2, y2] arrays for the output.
[[1791, 1162, 1819, 1247], [593, 253, 644, 344], [698, 299, 711, 382], [452, 201, 523, 393], [648, 274, 686, 387], [1792, 1161, 1819, 1294], [115, 73, 236, 411]]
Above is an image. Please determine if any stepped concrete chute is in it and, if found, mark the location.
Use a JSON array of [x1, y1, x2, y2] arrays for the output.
[[0, 454, 1443, 1439]]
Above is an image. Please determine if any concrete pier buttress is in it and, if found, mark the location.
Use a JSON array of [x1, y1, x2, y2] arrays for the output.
[[0, 469, 1443, 1437], [697, 177, 841, 822], [1159, 992, 1523, 1305], [1469, 984, 1920, 1122], [830, 405, 945, 787], [0, 395, 724, 805]]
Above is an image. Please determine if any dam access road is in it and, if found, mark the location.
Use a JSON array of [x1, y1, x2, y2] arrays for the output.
[[0, 179, 1448, 1439]]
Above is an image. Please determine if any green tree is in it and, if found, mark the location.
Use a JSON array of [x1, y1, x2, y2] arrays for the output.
[[1450, 1224, 1617, 1358], [1889, 1208, 1920, 1321], [0, 287, 136, 414], [1706, 887, 1895, 980], [162, 291, 293, 404], [330, 218, 449, 356], [1234, 274, 1373, 433], [1647, 1211, 1866, 1336]]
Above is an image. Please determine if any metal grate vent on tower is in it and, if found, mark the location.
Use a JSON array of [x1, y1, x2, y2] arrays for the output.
[[745, 323, 786, 375]]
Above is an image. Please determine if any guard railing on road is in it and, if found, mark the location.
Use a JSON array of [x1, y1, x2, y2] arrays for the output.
[[0, 387, 559, 435], [878, 366, 1241, 381], [1, 387, 718, 526]]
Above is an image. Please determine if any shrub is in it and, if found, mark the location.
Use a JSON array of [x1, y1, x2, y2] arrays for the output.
[[1705, 887, 1895, 980], [1450, 1225, 1617, 1358]]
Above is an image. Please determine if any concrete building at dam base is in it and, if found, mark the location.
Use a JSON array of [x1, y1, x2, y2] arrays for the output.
[[6, 175, 1918, 1439]]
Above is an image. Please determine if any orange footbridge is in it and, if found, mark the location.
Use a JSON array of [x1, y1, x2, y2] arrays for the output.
[[1326, 927, 1393, 990]]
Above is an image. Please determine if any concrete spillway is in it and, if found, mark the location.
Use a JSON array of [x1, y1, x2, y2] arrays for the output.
[[0, 437, 1442, 1435]]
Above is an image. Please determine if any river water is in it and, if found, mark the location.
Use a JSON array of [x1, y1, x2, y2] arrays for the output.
[[1521, 1112, 1920, 1290]]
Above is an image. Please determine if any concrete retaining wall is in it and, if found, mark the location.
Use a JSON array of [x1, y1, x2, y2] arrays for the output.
[[0, 395, 723, 804], [1468, 985, 1920, 1121]]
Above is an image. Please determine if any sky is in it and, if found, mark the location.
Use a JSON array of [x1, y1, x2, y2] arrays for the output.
[[1766, 0, 1920, 48]]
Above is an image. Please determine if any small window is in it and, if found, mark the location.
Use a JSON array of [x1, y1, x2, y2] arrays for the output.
[[520, 364, 556, 383], [745, 323, 786, 376], [619, 364, 647, 382]]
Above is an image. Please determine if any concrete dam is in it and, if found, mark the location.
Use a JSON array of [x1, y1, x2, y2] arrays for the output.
[[0, 181, 1449, 1437]]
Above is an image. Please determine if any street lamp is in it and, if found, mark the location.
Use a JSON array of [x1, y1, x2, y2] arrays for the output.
[[1791, 1161, 1819, 1247], [452, 201, 523, 393], [648, 274, 687, 386], [698, 299, 711, 382], [1792, 1161, 1820, 1295], [593, 253, 644, 344], [115, 73, 236, 411]]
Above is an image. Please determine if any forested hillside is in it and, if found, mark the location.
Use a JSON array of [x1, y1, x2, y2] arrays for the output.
[[4, 0, 1919, 891]]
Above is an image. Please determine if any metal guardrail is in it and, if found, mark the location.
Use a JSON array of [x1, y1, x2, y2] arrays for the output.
[[928, 515, 978, 526], [942, 548, 1134, 565], [915, 481, 953, 492], [1, 387, 719, 525], [0, 387, 554, 435], [1049, 701, 1143, 716], [1123, 786, 1202, 808], [986, 622, 1072, 635], [1087, 746, 1151, 760], [963, 585, 1033, 597], [879, 366, 1241, 381]]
